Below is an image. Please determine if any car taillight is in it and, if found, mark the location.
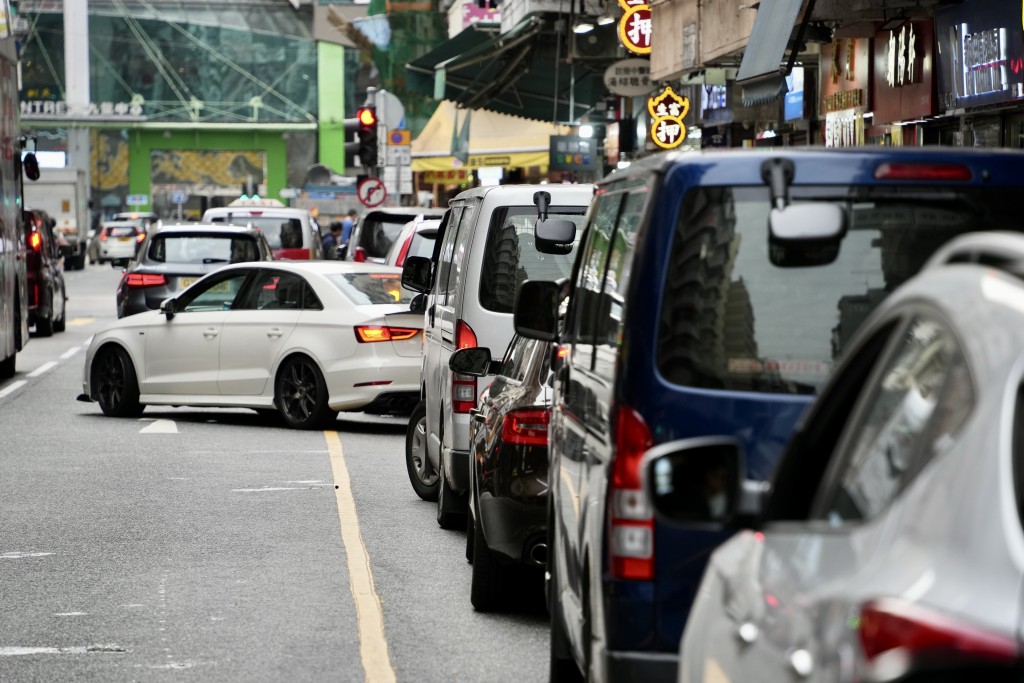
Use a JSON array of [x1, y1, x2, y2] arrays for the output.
[[452, 372, 477, 413], [608, 405, 654, 580], [353, 246, 367, 262], [100, 232, 108, 241], [455, 319, 477, 350], [859, 599, 1019, 666], [125, 273, 167, 287], [27, 232, 41, 252], [395, 234, 413, 267], [501, 408, 549, 446], [874, 163, 973, 182], [354, 325, 420, 343], [136, 233, 146, 243]]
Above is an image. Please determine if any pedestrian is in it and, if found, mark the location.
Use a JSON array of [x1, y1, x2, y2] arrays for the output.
[[322, 221, 343, 258], [341, 208, 358, 247]]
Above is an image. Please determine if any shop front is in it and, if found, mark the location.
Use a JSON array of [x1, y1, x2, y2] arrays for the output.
[[818, 37, 872, 147], [867, 20, 937, 146]]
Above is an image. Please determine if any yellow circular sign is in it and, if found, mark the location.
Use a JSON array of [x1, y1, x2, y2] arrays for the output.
[[618, 5, 652, 55]]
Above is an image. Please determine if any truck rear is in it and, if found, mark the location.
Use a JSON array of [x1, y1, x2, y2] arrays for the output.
[[23, 168, 89, 270]]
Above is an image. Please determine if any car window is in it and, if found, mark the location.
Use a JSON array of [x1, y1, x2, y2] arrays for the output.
[[816, 317, 970, 524], [179, 271, 251, 312], [105, 225, 138, 238], [434, 206, 463, 305], [478, 205, 585, 314], [244, 271, 309, 311], [326, 272, 414, 305], [499, 336, 538, 383], [147, 234, 261, 264], [409, 231, 437, 260], [208, 214, 303, 251]]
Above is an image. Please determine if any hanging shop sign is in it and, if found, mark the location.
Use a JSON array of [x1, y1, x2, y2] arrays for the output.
[[872, 21, 936, 125], [618, 0, 652, 56], [549, 136, 602, 172], [935, 0, 1024, 110], [604, 58, 652, 97], [819, 38, 871, 116], [422, 169, 470, 184], [648, 86, 689, 149]]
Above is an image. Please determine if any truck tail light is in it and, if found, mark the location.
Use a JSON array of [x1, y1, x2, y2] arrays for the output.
[[608, 405, 654, 580], [501, 408, 549, 446], [125, 273, 167, 287], [455, 319, 477, 350]]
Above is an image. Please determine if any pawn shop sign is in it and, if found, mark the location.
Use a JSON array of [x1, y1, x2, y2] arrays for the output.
[[648, 86, 689, 150]]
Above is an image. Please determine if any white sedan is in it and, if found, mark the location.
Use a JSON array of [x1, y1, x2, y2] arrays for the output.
[[78, 261, 424, 429]]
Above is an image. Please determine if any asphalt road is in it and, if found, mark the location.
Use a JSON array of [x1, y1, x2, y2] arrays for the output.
[[0, 263, 548, 682]]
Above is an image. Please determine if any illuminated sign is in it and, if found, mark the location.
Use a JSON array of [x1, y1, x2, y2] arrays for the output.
[[647, 86, 688, 149], [618, 0, 652, 55], [886, 24, 918, 87], [21, 100, 145, 121]]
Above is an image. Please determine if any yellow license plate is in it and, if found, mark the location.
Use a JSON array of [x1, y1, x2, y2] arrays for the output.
[[118, 236, 131, 242], [179, 277, 198, 289]]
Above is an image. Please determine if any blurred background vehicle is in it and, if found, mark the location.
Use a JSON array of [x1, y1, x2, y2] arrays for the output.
[[116, 223, 274, 318], [96, 221, 145, 266], [23, 208, 66, 336], [202, 197, 323, 261], [385, 217, 441, 268], [346, 207, 445, 263], [23, 167, 89, 270], [652, 231, 1024, 683], [81, 261, 424, 429]]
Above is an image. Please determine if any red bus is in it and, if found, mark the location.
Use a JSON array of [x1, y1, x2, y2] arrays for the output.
[[0, 35, 28, 379]]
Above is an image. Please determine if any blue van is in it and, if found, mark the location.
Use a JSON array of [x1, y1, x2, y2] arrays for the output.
[[513, 148, 1024, 682]]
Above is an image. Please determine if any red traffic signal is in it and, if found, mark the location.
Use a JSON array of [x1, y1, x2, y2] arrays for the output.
[[356, 107, 377, 129]]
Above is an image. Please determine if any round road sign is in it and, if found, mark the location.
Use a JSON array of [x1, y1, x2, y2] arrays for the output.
[[357, 177, 386, 208]]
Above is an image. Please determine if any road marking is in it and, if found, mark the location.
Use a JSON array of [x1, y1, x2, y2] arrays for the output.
[[60, 346, 81, 360], [54, 612, 87, 617], [231, 487, 305, 492], [28, 361, 57, 377], [67, 318, 95, 327], [325, 430, 396, 683], [1, 551, 53, 559], [0, 644, 126, 656], [139, 419, 178, 433], [0, 380, 26, 399]]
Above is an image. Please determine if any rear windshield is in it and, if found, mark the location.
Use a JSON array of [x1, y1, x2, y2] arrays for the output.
[[657, 185, 1022, 395], [408, 232, 437, 260], [147, 234, 262, 264], [479, 206, 586, 313], [357, 214, 425, 258], [104, 225, 138, 238], [208, 214, 304, 250], [325, 272, 415, 305]]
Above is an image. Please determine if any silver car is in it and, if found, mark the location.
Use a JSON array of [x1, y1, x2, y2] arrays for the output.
[[646, 232, 1024, 683]]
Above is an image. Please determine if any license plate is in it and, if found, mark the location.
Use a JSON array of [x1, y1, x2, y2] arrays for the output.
[[179, 277, 197, 290], [117, 236, 131, 242]]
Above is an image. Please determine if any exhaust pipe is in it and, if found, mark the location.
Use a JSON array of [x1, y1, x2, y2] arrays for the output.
[[527, 541, 548, 567]]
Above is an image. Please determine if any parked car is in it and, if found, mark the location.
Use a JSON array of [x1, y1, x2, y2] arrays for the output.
[[115, 223, 274, 318], [347, 207, 446, 263], [78, 261, 423, 428], [512, 147, 1024, 683], [23, 208, 66, 336], [449, 333, 554, 611], [646, 231, 1024, 683], [96, 221, 146, 266], [202, 197, 323, 261], [385, 217, 441, 268], [111, 211, 160, 233], [401, 183, 593, 530]]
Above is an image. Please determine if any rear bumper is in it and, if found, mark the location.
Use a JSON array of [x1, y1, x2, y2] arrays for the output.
[[447, 447, 470, 493], [604, 650, 677, 683], [478, 493, 546, 565]]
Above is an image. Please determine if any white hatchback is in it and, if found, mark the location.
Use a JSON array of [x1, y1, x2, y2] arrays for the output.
[[78, 261, 422, 429], [97, 221, 145, 265]]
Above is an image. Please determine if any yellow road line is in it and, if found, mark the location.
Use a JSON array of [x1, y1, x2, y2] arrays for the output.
[[325, 430, 397, 683], [66, 317, 95, 327]]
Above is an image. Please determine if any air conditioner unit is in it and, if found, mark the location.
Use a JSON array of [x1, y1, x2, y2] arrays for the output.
[[572, 25, 623, 61]]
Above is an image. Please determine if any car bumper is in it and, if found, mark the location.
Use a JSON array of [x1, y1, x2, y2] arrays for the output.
[[478, 493, 546, 565], [324, 355, 421, 412], [603, 650, 677, 683]]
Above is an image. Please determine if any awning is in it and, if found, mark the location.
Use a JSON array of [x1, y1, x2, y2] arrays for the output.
[[407, 15, 607, 123], [736, 0, 807, 107], [411, 99, 572, 173]]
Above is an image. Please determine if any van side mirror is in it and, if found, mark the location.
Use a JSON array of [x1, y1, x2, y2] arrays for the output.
[[514, 280, 560, 341], [535, 218, 577, 255], [402, 256, 433, 293], [643, 437, 761, 525], [768, 203, 846, 268], [449, 347, 493, 377], [160, 297, 177, 321]]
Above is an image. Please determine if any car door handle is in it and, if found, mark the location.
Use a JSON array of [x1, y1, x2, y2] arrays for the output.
[[203, 328, 219, 338], [267, 328, 284, 338]]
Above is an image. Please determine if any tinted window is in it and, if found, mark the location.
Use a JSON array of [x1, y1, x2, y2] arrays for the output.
[[208, 214, 303, 250], [245, 271, 310, 310], [357, 213, 424, 258], [478, 206, 586, 313], [104, 225, 138, 238], [148, 234, 261, 264], [658, 185, 1022, 394], [179, 271, 250, 312], [326, 272, 415, 305], [435, 206, 464, 305], [499, 336, 539, 383]]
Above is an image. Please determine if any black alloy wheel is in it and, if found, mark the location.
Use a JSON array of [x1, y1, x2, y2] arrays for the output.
[[275, 355, 337, 430], [405, 401, 439, 501], [94, 345, 144, 417]]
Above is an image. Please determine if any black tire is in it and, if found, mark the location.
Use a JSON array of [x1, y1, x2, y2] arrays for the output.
[[406, 401, 439, 501], [35, 302, 54, 337], [93, 345, 145, 418], [0, 351, 14, 379], [274, 355, 336, 430], [53, 284, 66, 333], [436, 448, 467, 530], [470, 512, 512, 612]]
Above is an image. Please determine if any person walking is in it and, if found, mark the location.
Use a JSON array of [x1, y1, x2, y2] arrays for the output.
[[322, 221, 343, 258]]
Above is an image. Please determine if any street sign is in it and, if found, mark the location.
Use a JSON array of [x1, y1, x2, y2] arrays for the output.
[[385, 145, 411, 165], [170, 190, 189, 205], [382, 167, 413, 195], [388, 129, 411, 146], [127, 194, 147, 206], [357, 177, 387, 207]]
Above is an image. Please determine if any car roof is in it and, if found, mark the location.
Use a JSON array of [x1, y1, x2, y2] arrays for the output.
[[215, 260, 402, 276], [150, 223, 264, 236], [362, 207, 446, 218], [203, 205, 311, 218], [102, 221, 142, 228]]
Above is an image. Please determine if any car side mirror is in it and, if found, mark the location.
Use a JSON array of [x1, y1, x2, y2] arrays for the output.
[[514, 280, 560, 341], [643, 437, 764, 526], [449, 347, 493, 377], [402, 255, 433, 293], [535, 218, 577, 255], [160, 298, 177, 321], [768, 203, 846, 268]]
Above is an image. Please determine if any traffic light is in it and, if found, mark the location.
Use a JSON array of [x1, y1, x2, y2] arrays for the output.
[[356, 106, 378, 167]]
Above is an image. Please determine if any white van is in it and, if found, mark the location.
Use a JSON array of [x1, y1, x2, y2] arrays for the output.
[[401, 184, 594, 528], [202, 198, 323, 261]]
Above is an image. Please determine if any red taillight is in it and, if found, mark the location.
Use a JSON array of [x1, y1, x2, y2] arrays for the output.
[[501, 408, 550, 446], [27, 231, 41, 252], [394, 234, 413, 267], [353, 247, 367, 263], [608, 406, 655, 581], [874, 163, 973, 182], [100, 232, 108, 241], [354, 325, 420, 343], [125, 273, 167, 287], [455, 319, 477, 350], [136, 233, 146, 243], [452, 373, 476, 413], [859, 599, 1018, 666]]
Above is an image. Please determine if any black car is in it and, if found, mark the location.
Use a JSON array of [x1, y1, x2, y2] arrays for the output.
[[448, 333, 553, 611], [23, 208, 66, 337], [116, 223, 274, 318]]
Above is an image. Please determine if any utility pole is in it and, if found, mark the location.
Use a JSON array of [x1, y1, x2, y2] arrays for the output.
[[64, 0, 92, 221]]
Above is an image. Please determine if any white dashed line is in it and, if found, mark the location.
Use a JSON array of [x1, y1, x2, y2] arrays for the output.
[[0, 380, 26, 399], [60, 346, 81, 360], [27, 361, 57, 377], [139, 419, 178, 433]]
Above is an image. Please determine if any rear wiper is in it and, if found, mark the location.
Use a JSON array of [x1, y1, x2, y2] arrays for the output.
[[202, 258, 229, 264]]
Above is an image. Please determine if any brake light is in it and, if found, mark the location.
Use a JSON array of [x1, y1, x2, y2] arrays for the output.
[[27, 232, 41, 252], [874, 163, 973, 182], [136, 233, 146, 243], [859, 599, 1018, 665], [354, 325, 420, 343], [353, 247, 367, 263], [452, 372, 477, 413], [455, 319, 477, 350], [501, 408, 550, 446], [100, 231, 108, 241], [125, 273, 167, 287], [394, 234, 413, 266], [608, 406, 655, 580]]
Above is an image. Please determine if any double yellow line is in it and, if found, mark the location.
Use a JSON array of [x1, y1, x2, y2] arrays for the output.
[[325, 431, 397, 683]]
